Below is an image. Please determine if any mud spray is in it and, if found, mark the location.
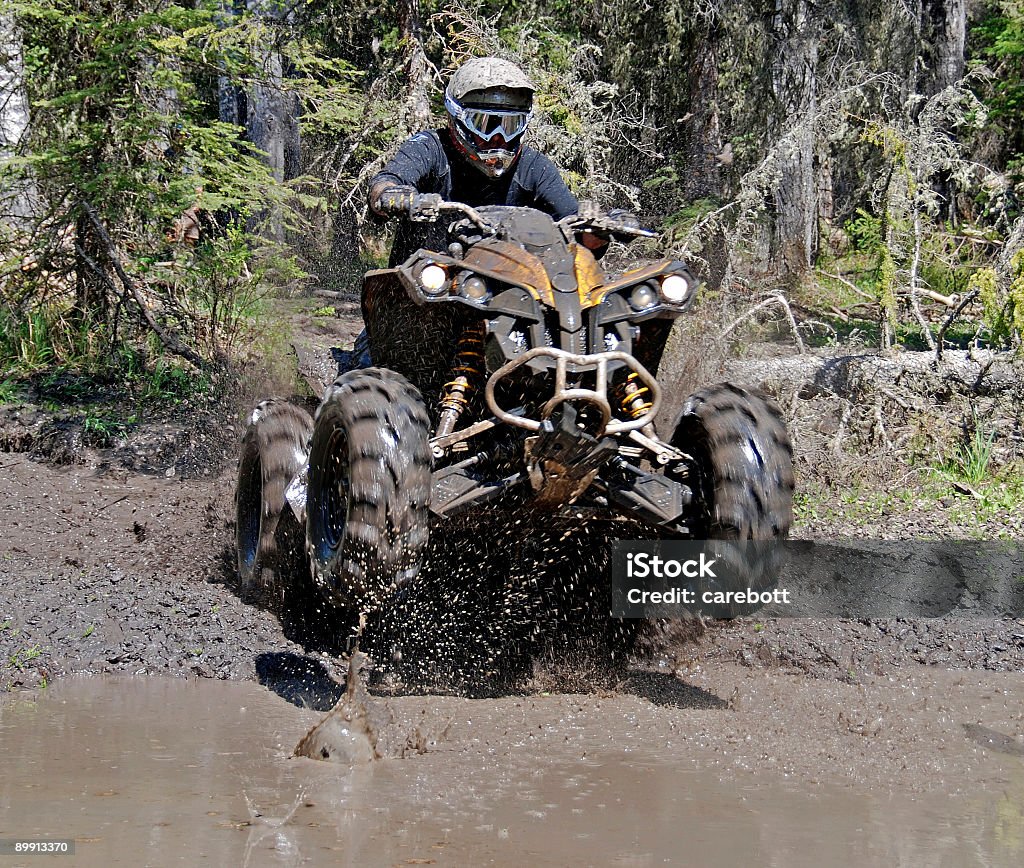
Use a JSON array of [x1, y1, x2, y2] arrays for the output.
[[292, 515, 650, 762]]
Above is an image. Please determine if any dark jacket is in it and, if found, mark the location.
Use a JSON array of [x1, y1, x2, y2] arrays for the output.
[[371, 128, 579, 265]]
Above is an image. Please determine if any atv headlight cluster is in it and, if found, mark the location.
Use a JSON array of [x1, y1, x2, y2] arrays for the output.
[[457, 272, 490, 303], [414, 262, 492, 303], [626, 272, 696, 312], [660, 274, 692, 304], [417, 263, 448, 296], [629, 283, 658, 310]]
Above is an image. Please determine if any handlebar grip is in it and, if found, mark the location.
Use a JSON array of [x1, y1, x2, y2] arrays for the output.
[[375, 186, 417, 217]]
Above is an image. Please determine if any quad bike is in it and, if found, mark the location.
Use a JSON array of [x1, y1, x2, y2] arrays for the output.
[[235, 197, 794, 616]]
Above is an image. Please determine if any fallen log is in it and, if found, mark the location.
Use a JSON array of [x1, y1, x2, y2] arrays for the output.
[[719, 349, 1023, 399]]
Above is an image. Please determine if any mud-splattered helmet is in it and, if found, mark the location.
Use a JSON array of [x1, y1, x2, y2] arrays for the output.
[[445, 57, 534, 179]]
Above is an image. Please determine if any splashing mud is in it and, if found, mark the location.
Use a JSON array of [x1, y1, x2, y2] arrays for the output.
[[345, 515, 660, 693], [294, 653, 380, 764], [294, 650, 454, 764]]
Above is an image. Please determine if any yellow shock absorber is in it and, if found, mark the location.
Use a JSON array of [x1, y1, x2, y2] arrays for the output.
[[618, 371, 653, 420], [436, 320, 486, 439]]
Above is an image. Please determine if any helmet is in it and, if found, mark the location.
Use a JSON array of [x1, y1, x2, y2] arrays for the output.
[[445, 57, 534, 179]]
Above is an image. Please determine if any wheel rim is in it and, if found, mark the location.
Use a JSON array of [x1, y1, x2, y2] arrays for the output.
[[236, 450, 262, 574], [312, 423, 350, 563]]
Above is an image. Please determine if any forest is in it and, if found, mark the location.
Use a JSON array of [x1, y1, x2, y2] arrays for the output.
[[0, 0, 1021, 373]]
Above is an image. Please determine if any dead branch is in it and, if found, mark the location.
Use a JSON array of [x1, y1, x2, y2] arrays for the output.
[[721, 292, 806, 354], [908, 212, 936, 351], [916, 287, 956, 307], [935, 288, 980, 361], [81, 203, 205, 369], [817, 269, 874, 301]]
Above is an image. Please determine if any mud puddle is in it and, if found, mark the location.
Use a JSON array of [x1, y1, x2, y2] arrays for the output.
[[1, 675, 1022, 866]]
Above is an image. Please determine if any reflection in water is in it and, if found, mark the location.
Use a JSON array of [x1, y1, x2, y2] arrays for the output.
[[0, 676, 1020, 867]]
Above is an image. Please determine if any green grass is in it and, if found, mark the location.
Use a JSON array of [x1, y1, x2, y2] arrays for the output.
[[794, 482, 940, 526], [82, 412, 126, 447], [133, 359, 210, 405], [945, 466, 1024, 531], [937, 426, 996, 485], [8, 645, 42, 671], [796, 459, 1024, 539], [0, 378, 25, 404]]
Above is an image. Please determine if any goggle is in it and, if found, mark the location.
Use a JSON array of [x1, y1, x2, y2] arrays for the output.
[[445, 93, 531, 144]]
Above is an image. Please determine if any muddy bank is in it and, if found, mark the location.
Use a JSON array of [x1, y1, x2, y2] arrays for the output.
[[3, 450, 1024, 693], [0, 454, 346, 690]]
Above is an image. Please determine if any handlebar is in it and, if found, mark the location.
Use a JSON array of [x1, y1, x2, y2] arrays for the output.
[[381, 188, 656, 241], [557, 207, 658, 240], [409, 195, 493, 232]]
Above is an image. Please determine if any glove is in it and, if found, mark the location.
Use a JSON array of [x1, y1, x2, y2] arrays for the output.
[[576, 199, 604, 223], [373, 184, 417, 217], [607, 208, 641, 232]]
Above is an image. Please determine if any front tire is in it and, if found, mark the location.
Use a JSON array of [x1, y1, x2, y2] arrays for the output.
[[670, 383, 794, 616], [306, 368, 432, 610]]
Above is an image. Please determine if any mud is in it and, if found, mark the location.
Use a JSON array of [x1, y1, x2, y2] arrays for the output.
[[1, 674, 1022, 866], [2, 302, 1024, 863]]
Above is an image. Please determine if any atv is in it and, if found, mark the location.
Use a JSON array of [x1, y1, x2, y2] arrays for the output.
[[235, 197, 794, 615]]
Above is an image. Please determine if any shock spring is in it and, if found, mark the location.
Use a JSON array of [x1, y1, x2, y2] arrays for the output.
[[436, 320, 486, 439], [618, 371, 653, 420]]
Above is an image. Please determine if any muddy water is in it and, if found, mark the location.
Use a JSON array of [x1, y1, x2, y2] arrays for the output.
[[1, 677, 1021, 867]]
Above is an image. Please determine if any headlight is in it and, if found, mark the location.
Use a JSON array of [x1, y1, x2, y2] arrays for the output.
[[459, 275, 489, 302], [419, 264, 448, 295], [629, 283, 658, 310], [660, 274, 691, 304]]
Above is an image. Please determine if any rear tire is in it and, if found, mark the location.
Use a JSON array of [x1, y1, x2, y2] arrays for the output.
[[669, 383, 794, 616], [306, 367, 432, 610], [236, 399, 314, 602]]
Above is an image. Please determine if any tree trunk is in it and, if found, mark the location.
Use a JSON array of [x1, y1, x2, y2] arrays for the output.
[[246, 48, 299, 183], [769, 0, 819, 278], [398, 0, 431, 133], [682, 17, 728, 291], [683, 20, 723, 203], [0, 13, 35, 225], [920, 0, 966, 96], [918, 0, 967, 221], [244, 0, 301, 236], [74, 211, 109, 322], [722, 349, 1022, 400]]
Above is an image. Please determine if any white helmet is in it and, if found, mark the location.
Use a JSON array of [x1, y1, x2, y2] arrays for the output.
[[445, 57, 535, 178]]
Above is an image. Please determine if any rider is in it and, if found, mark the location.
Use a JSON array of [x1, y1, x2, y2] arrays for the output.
[[368, 56, 612, 265]]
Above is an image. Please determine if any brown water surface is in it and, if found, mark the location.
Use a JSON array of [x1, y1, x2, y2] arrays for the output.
[[0, 676, 1021, 866]]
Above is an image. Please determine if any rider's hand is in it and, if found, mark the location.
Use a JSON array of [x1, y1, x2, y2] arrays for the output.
[[576, 199, 603, 223], [373, 185, 417, 217], [607, 209, 641, 232]]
